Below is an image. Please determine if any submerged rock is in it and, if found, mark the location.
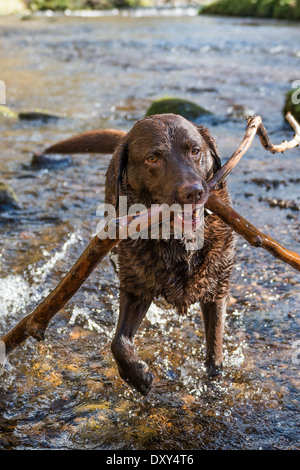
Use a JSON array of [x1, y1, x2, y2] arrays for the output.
[[31, 153, 73, 169], [283, 88, 300, 122], [145, 97, 212, 121], [0, 182, 20, 211], [18, 109, 64, 122]]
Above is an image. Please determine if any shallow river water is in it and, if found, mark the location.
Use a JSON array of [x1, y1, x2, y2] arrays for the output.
[[0, 8, 299, 450]]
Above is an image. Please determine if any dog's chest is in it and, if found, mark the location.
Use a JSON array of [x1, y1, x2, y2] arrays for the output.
[[117, 238, 208, 310]]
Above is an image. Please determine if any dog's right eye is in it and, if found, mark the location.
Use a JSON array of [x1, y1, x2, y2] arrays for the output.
[[191, 148, 200, 156], [146, 155, 158, 164]]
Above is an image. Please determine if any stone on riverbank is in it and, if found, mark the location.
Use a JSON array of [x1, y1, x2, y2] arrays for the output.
[[145, 97, 212, 121]]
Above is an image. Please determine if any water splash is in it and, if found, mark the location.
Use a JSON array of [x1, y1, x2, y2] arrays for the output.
[[69, 306, 114, 340], [0, 231, 82, 330]]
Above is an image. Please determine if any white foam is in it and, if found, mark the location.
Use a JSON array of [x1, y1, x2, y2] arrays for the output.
[[0, 231, 81, 330]]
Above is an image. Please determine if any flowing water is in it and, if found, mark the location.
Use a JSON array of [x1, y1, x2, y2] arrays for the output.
[[0, 8, 299, 450]]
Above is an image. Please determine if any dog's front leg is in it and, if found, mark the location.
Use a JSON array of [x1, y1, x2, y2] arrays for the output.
[[200, 297, 227, 375], [111, 290, 153, 395]]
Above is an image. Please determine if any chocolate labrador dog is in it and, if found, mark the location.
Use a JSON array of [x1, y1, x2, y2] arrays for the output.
[[40, 113, 235, 395]]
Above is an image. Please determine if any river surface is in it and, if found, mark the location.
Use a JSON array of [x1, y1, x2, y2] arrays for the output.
[[0, 9, 299, 450]]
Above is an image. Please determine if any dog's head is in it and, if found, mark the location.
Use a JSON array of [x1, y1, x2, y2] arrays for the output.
[[115, 113, 221, 208]]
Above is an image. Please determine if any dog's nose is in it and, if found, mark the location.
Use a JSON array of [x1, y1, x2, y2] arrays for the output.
[[178, 182, 207, 204]]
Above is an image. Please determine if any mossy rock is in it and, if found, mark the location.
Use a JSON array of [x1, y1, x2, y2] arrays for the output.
[[0, 105, 18, 119], [283, 88, 300, 122], [145, 98, 212, 121], [0, 183, 20, 212], [200, 0, 300, 20], [18, 109, 64, 122]]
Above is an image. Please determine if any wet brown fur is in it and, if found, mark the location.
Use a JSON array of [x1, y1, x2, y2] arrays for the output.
[[42, 113, 235, 395], [105, 114, 234, 311], [105, 114, 235, 394], [43, 129, 126, 155]]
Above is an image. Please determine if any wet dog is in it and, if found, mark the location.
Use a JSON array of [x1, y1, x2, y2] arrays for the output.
[[42, 113, 235, 395]]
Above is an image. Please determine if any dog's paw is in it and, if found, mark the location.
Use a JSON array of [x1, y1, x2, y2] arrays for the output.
[[111, 337, 153, 395], [206, 362, 223, 379], [119, 360, 153, 396]]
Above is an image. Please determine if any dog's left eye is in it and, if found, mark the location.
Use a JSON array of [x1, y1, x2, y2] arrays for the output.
[[191, 148, 200, 156], [146, 155, 158, 164]]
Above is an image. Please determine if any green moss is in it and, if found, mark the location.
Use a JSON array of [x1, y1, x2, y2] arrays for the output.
[[145, 97, 212, 121], [27, 0, 85, 10], [26, 0, 153, 10], [200, 0, 300, 20], [0, 183, 20, 211], [283, 88, 300, 122], [201, 0, 259, 17], [0, 105, 18, 119]]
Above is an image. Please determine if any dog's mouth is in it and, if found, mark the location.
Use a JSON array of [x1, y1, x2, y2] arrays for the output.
[[165, 203, 204, 240], [192, 205, 203, 224], [149, 196, 204, 228], [175, 203, 204, 228]]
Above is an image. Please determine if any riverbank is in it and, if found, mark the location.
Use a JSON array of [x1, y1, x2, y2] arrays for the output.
[[0, 0, 208, 15], [0, 0, 26, 15], [201, 0, 300, 21]]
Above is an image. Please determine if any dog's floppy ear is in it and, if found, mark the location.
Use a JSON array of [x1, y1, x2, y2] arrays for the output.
[[196, 125, 221, 172], [195, 124, 223, 187], [115, 141, 129, 211]]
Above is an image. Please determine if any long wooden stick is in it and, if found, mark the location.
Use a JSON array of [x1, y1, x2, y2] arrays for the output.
[[257, 112, 300, 154], [0, 207, 161, 355], [209, 112, 300, 189], [1, 235, 119, 354], [206, 112, 300, 271], [206, 193, 300, 272], [208, 115, 263, 189]]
